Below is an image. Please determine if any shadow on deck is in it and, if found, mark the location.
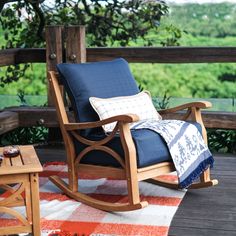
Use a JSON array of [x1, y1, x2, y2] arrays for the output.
[[35, 146, 236, 236]]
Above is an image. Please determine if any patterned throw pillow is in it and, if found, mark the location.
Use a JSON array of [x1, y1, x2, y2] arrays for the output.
[[89, 91, 162, 133]]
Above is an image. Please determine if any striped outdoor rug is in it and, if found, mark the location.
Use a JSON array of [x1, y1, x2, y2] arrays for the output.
[[1, 163, 186, 236]]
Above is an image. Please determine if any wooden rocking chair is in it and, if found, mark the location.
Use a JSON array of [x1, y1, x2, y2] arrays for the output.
[[47, 57, 218, 212]]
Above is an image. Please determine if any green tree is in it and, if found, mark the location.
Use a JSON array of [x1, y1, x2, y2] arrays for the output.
[[0, 0, 170, 49], [0, 0, 182, 87], [167, 3, 236, 38]]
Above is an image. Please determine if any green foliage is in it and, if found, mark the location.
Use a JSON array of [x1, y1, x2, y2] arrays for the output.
[[0, 0, 177, 87], [0, 90, 48, 146], [17, 90, 27, 106], [129, 3, 236, 101], [130, 62, 236, 99], [0, 64, 30, 88], [159, 24, 182, 46], [130, 23, 183, 47], [208, 129, 236, 153], [0, 127, 48, 146], [152, 92, 171, 110], [179, 34, 236, 46], [1, 2, 236, 100], [47, 0, 169, 47], [0, 0, 170, 49], [0, 63, 47, 95], [167, 3, 236, 38]]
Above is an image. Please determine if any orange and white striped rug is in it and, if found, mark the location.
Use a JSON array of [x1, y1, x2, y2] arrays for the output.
[[1, 163, 186, 236]]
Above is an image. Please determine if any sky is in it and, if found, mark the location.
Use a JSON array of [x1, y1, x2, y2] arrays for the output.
[[166, 0, 236, 3]]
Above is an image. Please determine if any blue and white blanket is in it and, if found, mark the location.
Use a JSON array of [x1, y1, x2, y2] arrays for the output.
[[132, 119, 214, 189]]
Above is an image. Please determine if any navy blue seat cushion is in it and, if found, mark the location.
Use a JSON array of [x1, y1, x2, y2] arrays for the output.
[[74, 122, 202, 168], [57, 58, 140, 124]]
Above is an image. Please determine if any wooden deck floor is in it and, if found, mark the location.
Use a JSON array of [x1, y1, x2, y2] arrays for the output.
[[169, 153, 236, 236], [35, 146, 236, 236]]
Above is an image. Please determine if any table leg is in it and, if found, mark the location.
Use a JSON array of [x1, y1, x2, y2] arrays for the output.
[[30, 173, 41, 236]]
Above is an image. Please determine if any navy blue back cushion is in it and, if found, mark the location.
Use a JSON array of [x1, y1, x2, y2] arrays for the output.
[[57, 58, 139, 123]]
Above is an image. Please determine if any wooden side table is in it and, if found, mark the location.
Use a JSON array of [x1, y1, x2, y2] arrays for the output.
[[0, 145, 43, 236]]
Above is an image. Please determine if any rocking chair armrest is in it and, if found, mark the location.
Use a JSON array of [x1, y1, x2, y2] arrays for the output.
[[64, 114, 140, 130], [158, 101, 212, 115]]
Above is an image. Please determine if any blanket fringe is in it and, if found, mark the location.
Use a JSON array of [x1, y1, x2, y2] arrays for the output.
[[179, 156, 214, 189]]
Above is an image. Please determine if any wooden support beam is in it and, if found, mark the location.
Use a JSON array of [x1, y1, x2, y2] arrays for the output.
[[45, 26, 64, 141], [1, 107, 236, 130], [0, 111, 19, 135], [0, 48, 45, 66], [16, 49, 45, 64], [161, 111, 236, 130], [0, 107, 68, 128], [45, 26, 64, 106], [0, 49, 18, 66], [202, 111, 236, 129], [2, 47, 236, 66], [86, 47, 236, 63]]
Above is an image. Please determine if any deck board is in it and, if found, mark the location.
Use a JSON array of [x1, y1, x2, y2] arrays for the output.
[[35, 146, 236, 236], [169, 154, 236, 236]]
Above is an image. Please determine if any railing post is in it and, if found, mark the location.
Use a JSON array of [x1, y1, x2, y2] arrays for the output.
[[65, 26, 86, 63], [45, 26, 64, 142], [45, 25, 64, 106]]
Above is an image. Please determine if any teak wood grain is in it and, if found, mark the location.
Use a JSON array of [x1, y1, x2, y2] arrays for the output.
[[0, 111, 19, 135], [0, 145, 42, 236], [46, 26, 64, 106]]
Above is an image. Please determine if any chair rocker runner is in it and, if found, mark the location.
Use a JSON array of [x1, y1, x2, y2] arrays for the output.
[[48, 58, 218, 212]]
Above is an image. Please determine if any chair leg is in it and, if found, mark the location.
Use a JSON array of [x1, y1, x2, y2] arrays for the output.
[[126, 173, 144, 206], [65, 146, 78, 192], [189, 168, 218, 189], [200, 167, 210, 181], [67, 162, 78, 192]]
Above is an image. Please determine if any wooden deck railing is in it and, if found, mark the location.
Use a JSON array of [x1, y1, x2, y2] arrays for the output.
[[1, 46, 236, 66], [0, 26, 236, 133], [87, 47, 236, 63]]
